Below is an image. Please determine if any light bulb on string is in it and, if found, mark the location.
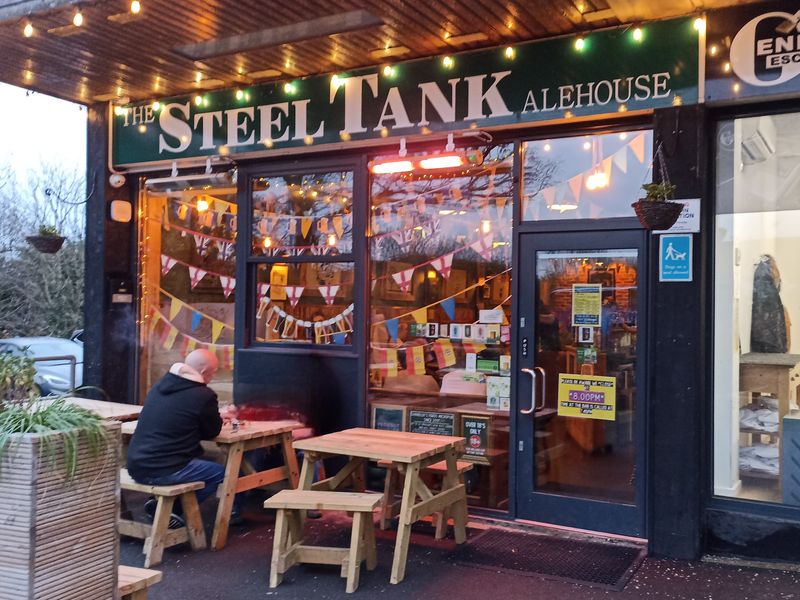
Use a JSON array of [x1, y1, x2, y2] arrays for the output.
[[263, 237, 272, 249], [574, 36, 585, 51], [327, 234, 337, 247], [632, 27, 643, 42], [481, 220, 492, 234], [23, 22, 34, 37], [73, 10, 83, 27], [130, 0, 141, 14], [196, 198, 209, 213]]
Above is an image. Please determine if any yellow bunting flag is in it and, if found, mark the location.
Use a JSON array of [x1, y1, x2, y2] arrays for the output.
[[149, 311, 161, 333], [318, 217, 328, 233], [434, 338, 456, 368], [163, 326, 179, 350], [178, 204, 189, 219], [333, 215, 344, 238], [385, 348, 398, 377], [229, 204, 238, 216], [211, 320, 224, 343], [411, 308, 427, 324], [301, 217, 313, 238], [407, 345, 426, 375], [213, 199, 228, 214], [169, 298, 183, 321], [186, 338, 197, 354]]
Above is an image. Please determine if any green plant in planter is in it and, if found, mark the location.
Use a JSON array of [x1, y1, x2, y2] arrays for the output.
[[641, 182, 677, 202], [37, 224, 61, 237], [0, 354, 107, 479]]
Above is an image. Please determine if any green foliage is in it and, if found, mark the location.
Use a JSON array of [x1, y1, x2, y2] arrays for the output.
[[0, 351, 38, 403], [37, 224, 61, 237], [0, 353, 107, 480], [641, 182, 677, 202]]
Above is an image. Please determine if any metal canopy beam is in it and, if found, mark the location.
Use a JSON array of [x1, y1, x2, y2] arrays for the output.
[[0, 0, 83, 22], [173, 9, 384, 61]]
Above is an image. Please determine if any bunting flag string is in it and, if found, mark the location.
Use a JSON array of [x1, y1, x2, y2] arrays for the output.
[[158, 287, 234, 332], [151, 308, 234, 368], [165, 222, 236, 246], [257, 296, 354, 331]]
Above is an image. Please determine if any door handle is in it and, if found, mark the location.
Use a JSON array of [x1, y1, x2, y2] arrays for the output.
[[534, 367, 546, 410], [520, 368, 538, 415]]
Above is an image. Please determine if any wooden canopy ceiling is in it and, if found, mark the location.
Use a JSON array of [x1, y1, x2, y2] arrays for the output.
[[0, 0, 755, 105]]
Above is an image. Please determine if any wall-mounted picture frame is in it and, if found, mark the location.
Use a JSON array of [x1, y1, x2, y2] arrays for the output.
[[578, 326, 594, 344]]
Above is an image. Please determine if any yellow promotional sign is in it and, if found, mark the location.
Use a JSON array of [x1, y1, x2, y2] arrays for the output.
[[571, 283, 602, 327], [557, 374, 616, 421]]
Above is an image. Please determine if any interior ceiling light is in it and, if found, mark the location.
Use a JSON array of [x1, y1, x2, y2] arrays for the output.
[[173, 10, 383, 60]]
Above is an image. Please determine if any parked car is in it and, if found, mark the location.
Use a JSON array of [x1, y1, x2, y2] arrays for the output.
[[0, 337, 83, 395], [70, 329, 84, 345]]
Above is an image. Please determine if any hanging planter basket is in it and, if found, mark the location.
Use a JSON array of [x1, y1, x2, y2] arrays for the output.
[[631, 200, 683, 230], [25, 235, 65, 253]]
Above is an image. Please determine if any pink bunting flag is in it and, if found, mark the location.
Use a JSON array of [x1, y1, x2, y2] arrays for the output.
[[285, 286, 304, 308], [219, 275, 236, 298], [391, 268, 414, 293], [160, 254, 177, 276], [470, 233, 495, 260], [318, 285, 340, 305], [431, 252, 454, 279], [188, 266, 207, 289]]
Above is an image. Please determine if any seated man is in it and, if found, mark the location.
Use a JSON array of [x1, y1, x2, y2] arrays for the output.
[[127, 349, 237, 526]]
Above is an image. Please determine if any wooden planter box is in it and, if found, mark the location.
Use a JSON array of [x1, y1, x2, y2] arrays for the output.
[[0, 422, 121, 600]]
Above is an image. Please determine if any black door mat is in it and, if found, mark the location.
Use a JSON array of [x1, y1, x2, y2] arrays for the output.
[[449, 529, 646, 591]]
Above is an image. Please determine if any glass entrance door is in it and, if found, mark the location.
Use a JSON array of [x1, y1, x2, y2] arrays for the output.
[[515, 230, 647, 536]]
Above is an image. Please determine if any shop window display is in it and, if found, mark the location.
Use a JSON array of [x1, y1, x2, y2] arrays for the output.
[[368, 144, 513, 510], [249, 171, 356, 345], [138, 180, 237, 404], [714, 112, 800, 505]]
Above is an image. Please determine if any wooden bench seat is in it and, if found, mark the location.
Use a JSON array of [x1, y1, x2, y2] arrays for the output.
[[377, 459, 473, 537], [119, 468, 206, 567], [118, 565, 162, 599], [264, 490, 382, 593]]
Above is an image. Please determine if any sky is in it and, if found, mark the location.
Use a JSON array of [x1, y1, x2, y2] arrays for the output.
[[0, 82, 87, 180]]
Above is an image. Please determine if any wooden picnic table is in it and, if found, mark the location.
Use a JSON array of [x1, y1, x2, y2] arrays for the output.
[[293, 427, 467, 584], [122, 419, 302, 550], [38, 396, 143, 421]]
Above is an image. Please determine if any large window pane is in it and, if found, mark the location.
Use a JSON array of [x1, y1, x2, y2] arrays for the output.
[[714, 112, 800, 505], [254, 262, 354, 345], [522, 130, 653, 221], [138, 181, 237, 404], [368, 144, 514, 510]]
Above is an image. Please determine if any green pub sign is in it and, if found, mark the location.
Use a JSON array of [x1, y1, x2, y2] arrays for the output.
[[112, 17, 699, 167]]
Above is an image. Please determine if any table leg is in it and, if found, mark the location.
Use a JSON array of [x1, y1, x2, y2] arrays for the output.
[[390, 462, 420, 585], [211, 441, 244, 551], [298, 452, 318, 490], [443, 448, 468, 544], [280, 432, 301, 488]]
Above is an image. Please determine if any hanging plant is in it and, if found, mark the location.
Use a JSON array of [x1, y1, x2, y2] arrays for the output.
[[26, 224, 66, 253], [631, 182, 683, 230]]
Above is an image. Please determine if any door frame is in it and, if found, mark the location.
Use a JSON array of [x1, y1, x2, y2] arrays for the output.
[[510, 226, 650, 538]]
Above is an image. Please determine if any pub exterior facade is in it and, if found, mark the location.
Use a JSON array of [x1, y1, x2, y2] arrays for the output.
[[75, 1, 800, 562]]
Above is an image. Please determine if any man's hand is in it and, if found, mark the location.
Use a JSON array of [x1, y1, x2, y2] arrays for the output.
[[219, 404, 238, 423]]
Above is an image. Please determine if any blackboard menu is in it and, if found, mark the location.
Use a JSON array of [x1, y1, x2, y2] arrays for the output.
[[408, 410, 455, 436], [373, 406, 404, 431]]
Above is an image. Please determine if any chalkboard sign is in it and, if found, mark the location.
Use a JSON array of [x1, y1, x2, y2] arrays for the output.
[[372, 405, 406, 431], [408, 410, 455, 436]]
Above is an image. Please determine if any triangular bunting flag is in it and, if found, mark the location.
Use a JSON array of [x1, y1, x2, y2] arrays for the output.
[[332, 215, 344, 238], [385, 318, 399, 341], [163, 326, 179, 351], [613, 147, 628, 173], [433, 339, 456, 368], [211, 320, 224, 343], [542, 187, 556, 207], [431, 252, 454, 279], [441, 297, 456, 321], [411, 308, 427, 324], [191, 311, 202, 332], [318, 285, 340, 305], [219, 275, 236, 298], [602, 156, 613, 178], [568, 173, 583, 202], [169, 298, 183, 321], [470, 233, 494, 260], [630, 133, 646, 163], [391, 268, 414, 293], [177, 204, 189, 220], [188, 266, 207, 289], [300, 217, 313, 238], [160, 255, 177, 276], [495, 197, 507, 221], [258, 283, 270, 299], [285, 286, 304, 308], [318, 217, 328, 233], [288, 219, 297, 235], [406, 346, 426, 375], [186, 338, 197, 354], [385, 348, 398, 377]]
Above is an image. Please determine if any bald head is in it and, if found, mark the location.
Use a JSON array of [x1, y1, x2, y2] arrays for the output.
[[185, 349, 219, 384]]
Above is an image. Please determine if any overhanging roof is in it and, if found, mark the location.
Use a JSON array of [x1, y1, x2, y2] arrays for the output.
[[0, 0, 757, 105]]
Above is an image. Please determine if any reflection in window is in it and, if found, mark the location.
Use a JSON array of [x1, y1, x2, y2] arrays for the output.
[[251, 172, 353, 256], [138, 179, 237, 404], [522, 130, 653, 221], [254, 262, 354, 345], [368, 144, 514, 510], [714, 112, 800, 506]]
